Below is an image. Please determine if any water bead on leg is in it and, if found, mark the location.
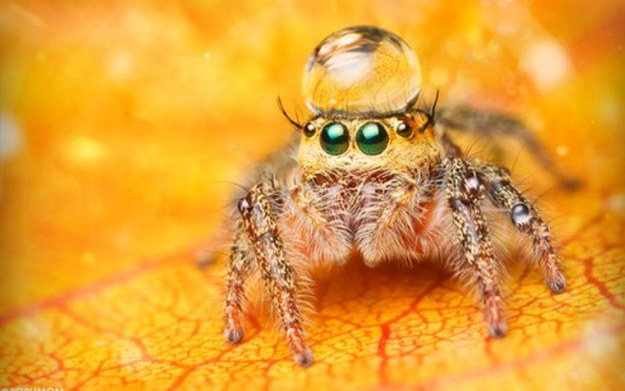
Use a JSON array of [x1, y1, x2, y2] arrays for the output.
[[303, 26, 421, 117], [511, 203, 532, 225]]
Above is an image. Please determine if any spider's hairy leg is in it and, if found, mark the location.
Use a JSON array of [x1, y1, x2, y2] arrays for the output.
[[478, 163, 567, 293], [445, 157, 507, 338], [224, 225, 253, 344], [437, 106, 579, 190], [238, 183, 313, 367]]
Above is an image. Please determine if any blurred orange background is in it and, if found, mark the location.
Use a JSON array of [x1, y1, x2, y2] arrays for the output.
[[1, 1, 624, 390]]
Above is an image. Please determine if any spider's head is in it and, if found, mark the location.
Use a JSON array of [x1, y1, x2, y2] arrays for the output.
[[281, 25, 442, 176], [291, 102, 442, 175]]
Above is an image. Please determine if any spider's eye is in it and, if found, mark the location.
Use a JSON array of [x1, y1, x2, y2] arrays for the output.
[[320, 122, 349, 155], [304, 122, 316, 137], [356, 122, 389, 155], [396, 120, 413, 138]]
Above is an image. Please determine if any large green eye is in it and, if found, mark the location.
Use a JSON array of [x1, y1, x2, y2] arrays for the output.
[[320, 122, 349, 155], [356, 122, 389, 155]]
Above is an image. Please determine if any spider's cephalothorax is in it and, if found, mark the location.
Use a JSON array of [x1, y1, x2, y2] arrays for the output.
[[221, 26, 567, 367]]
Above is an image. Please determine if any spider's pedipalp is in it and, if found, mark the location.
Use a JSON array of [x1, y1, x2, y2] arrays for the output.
[[444, 157, 507, 338], [477, 163, 567, 293]]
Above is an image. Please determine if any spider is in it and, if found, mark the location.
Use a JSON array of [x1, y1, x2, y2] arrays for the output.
[[218, 25, 573, 367]]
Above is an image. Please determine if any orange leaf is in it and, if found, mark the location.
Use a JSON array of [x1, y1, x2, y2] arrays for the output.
[[1, 1, 624, 390]]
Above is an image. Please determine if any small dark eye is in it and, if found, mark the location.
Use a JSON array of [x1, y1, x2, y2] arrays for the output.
[[320, 122, 349, 155], [304, 122, 316, 137], [396, 120, 413, 138], [356, 122, 389, 155]]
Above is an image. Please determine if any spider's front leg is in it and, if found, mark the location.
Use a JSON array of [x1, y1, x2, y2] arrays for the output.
[[224, 225, 253, 344], [444, 157, 507, 337], [478, 163, 567, 293], [235, 183, 313, 367]]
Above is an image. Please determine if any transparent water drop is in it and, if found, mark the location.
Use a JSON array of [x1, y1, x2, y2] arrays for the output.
[[511, 203, 532, 225], [303, 26, 421, 117]]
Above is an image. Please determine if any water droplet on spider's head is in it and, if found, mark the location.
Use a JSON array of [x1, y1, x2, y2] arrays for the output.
[[303, 26, 421, 117]]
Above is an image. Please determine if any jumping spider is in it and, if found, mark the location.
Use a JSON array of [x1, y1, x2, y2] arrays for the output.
[[220, 26, 570, 367]]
